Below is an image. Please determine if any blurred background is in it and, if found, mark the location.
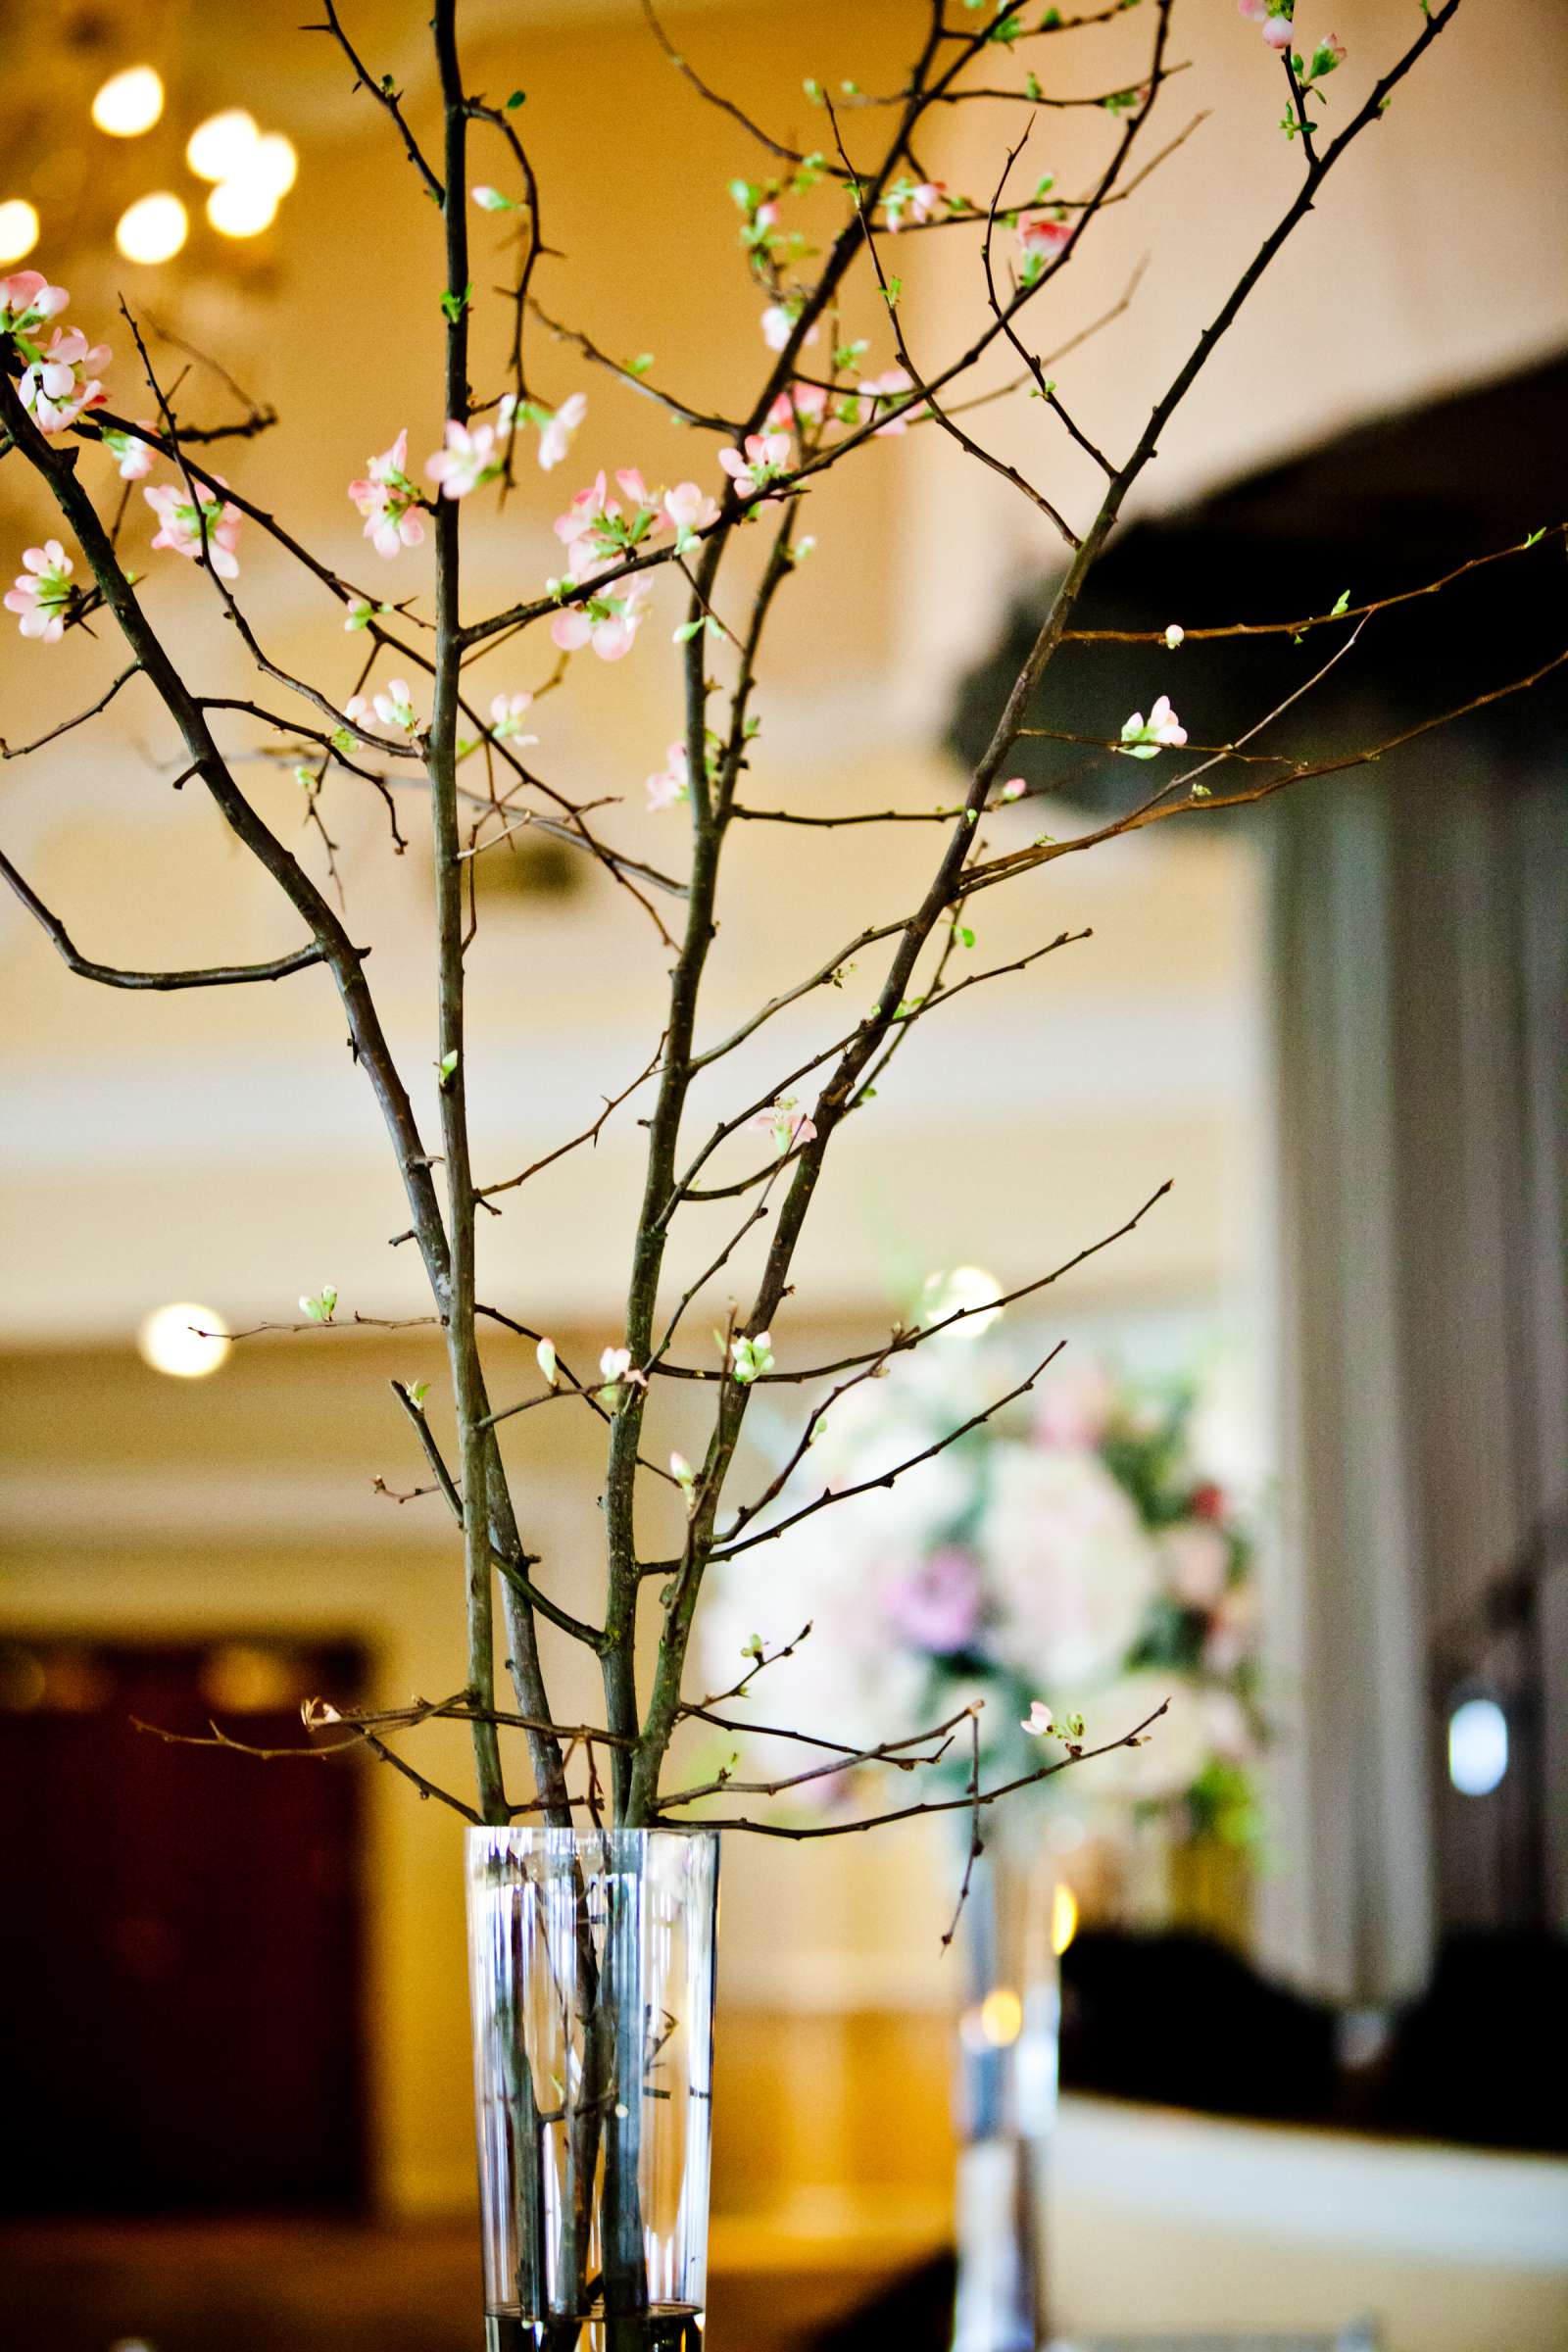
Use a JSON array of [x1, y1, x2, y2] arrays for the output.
[[2, 2, 1566, 2349]]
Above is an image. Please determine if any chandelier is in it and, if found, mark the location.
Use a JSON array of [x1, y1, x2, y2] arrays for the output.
[[0, 3, 299, 275]]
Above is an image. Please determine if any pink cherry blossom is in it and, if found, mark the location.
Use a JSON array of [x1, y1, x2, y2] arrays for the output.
[[662, 481, 720, 537], [858, 368, 915, 436], [885, 178, 946, 231], [1000, 777, 1026, 803], [426, 416, 510, 501], [646, 742, 690, 811], [348, 427, 425, 559], [99, 423, 155, 481], [749, 1097, 818, 1156], [1239, 0, 1294, 46], [143, 478, 243, 578], [1020, 1698, 1056, 1738], [551, 578, 652, 662], [5, 540, 75, 644], [19, 324, 111, 434], [766, 381, 828, 434], [0, 271, 70, 337], [344, 675, 421, 738], [1119, 692, 1187, 758], [489, 690, 536, 743], [881, 1548, 981, 1655], [536, 391, 587, 472], [760, 305, 819, 355], [1018, 213, 1070, 276], [718, 430, 792, 503], [552, 469, 664, 580]]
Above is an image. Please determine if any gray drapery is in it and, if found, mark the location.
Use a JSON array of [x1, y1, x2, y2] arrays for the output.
[[1260, 736, 1568, 2005]]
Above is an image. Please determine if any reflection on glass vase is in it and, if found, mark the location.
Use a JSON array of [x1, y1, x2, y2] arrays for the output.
[[466, 1827, 720, 2352], [951, 1838, 1066, 2352]]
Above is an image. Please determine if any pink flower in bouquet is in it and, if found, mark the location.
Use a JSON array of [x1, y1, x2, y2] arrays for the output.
[[20, 323, 111, 434], [1034, 1361, 1116, 1449], [5, 540, 75, 642], [882, 1549, 981, 1655], [1159, 1522, 1230, 1611], [1203, 1583, 1257, 1676], [144, 479, 243, 577]]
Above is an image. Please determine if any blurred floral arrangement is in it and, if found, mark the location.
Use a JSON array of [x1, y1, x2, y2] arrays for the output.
[[702, 1287, 1263, 1852]]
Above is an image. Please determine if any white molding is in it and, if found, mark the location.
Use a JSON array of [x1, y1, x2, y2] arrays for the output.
[[1056, 2097, 1568, 2273], [0, 998, 1252, 1174]]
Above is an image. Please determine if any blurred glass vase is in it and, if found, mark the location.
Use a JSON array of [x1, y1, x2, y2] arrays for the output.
[[952, 1839, 1063, 2352], [467, 1827, 720, 2352]]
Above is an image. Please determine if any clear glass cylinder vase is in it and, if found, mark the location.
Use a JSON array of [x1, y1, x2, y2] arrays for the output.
[[466, 1826, 720, 2352], [951, 1839, 1061, 2352]]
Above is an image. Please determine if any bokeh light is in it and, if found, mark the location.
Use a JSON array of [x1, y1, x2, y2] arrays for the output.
[[0, 197, 41, 264], [136, 1301, 228, 1379], [91, 67, 166, 139], [185, 109, 260, 183]]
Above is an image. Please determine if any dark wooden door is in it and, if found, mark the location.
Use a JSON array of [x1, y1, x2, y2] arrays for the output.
[[0, 1637, 368, 2214]]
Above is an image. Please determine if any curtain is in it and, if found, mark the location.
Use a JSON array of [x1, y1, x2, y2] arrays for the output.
[[1259, 736, 1568, 2004]]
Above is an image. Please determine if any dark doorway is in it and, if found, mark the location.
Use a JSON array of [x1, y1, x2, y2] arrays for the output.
[[0, 1636, 369, 2215]]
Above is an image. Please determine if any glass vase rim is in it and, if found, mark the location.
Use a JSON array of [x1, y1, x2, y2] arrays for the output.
[[465, 1822, 719, 1847]]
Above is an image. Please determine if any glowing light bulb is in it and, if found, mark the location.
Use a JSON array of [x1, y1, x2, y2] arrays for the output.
[[1448, 1696, 1508, 1797], [977, 1987, 1023, 2048], [185, 109, 260, 183], [919, 1264, 1004, 1341], [207, 176, 279, 239], [91, 67, 166, 139], [0, 198, 41, 264], [137, 1302, 229, 1379], [115, 193, 189, 266], [1051, 1881, 1079, 1957], [251, 133, 299, 197]]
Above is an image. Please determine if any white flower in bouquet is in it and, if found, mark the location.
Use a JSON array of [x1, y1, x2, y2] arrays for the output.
[[1074, 1670, 1217, 1805], [977, 1441, 1158, 1688], [696, 1516, 928, 1762]]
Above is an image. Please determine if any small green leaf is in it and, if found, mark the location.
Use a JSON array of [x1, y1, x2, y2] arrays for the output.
[[1330, 588, 1351, 616], [505, 89, 526, 109]]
